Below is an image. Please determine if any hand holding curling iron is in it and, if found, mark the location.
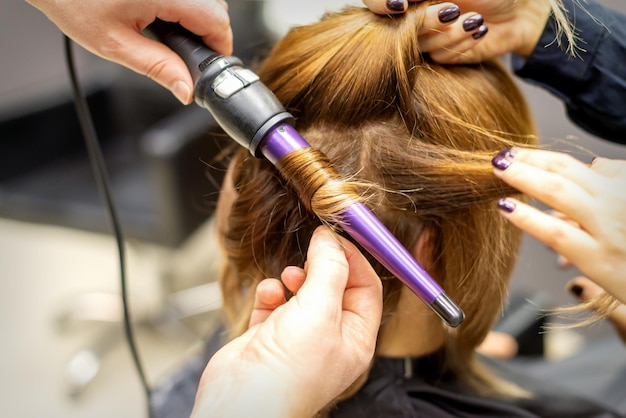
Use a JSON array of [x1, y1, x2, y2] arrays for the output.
[[26, 0, 232, 104]]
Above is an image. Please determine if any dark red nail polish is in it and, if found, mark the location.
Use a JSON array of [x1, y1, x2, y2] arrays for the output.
[[497, 198, 516, 213], [438, 5, 461, 23], [472, 24, 488, 40], [387, 0, 405, 11], [463, 14, 484, 32], [569, 284, 584, 297]]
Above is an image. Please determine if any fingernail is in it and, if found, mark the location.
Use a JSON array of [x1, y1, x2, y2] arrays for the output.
[[569, 284, 584, 297], [172, 80, 192, 104], [472, 24, 489, 40], [438, 5, 461, 23], [312, 227, 341, 250], [463, 14, 484, 32], [491, 148, 516, 170], [557, 254, 569, 268], [497, 198, 516, 213], [386, 0, 405, 12]]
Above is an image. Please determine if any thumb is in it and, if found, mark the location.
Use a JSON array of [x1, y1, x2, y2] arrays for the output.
[[109, 29, 195, 104], [130, 0, 233, 104], [297, 226, 350, 312]]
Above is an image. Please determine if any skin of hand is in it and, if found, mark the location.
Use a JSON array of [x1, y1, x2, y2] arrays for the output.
[[363, 0, 552, 64], [25, 0, 233, 104], [477, 331, 518, 359], [190, 226, 383, 418], [492, 148, 626, 306], [567, 276, 626, 343]]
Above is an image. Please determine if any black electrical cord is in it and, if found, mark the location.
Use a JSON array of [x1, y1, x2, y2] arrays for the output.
[[63, 35, 153, 415]]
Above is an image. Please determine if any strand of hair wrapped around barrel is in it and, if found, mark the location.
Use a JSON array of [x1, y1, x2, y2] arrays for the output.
[[275, 147, 366, 226]]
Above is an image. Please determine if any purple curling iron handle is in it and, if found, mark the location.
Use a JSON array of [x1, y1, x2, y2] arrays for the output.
[[147, 20, 464, 327]]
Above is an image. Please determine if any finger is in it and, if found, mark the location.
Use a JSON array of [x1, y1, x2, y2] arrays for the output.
[[155, 0, 233, 55], [297, 226, 382, 333], [567, 277, 626, 342], [496, 198, 598, 266], [495, 148, 604, 195], [113, 1, 231, 104], [296, 227, 351, 313], [420, 11, 484, 44], [249, 279, 286, 328], [363, 0, 405, 14], [590, 157, 626, 178], [417, 3, 461, 37], [29, 0, 230, 103], [546, 211, 578, 269], [426, 29, 487, 63], [281, 266, 306, 295], [476, 331, 518, 359], [547, 209, 576, 223], [254, 279, 287, 309], [493, 149, 599, 227], [362, 0, 418, 14], [108, 29, 196, 104], [298, 227, 382, 310], [557, 254, 573, 269], [335, 235, 384, 338]]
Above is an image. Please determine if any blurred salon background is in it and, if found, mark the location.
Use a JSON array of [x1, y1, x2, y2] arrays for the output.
[[1, 0, 625, 416]]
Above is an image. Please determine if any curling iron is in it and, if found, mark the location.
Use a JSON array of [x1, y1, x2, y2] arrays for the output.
[[147, 20, 465, 327]]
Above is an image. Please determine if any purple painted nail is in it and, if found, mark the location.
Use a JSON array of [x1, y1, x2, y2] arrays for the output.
[[386, 0, 405, 12], [492, 155, 512, 170], [438, 5, 461, 23], [472, 24, 489, 40], [497, 198, 516, 213], [491, 148, 516, 170], [463, 14, 484, 32]]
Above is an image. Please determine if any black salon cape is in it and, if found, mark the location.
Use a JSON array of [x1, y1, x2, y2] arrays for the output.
[[328, 355, 621, 418], [150, 328, 624, 418]]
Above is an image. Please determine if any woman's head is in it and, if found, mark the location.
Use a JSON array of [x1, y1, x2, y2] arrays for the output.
[[217, 3, 537, 396]]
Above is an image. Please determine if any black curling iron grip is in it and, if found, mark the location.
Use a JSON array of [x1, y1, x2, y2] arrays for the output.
[[147, 19, 293, 156]]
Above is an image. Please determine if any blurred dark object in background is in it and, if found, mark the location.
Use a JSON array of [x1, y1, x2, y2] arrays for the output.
[[0, 81, 224, 247]]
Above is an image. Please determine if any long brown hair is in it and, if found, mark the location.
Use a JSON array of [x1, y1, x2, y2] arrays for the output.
[[217, 3, 537, 402]]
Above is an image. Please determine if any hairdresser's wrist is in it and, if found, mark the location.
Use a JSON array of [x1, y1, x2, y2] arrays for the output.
[[192, 365, 315, 418]]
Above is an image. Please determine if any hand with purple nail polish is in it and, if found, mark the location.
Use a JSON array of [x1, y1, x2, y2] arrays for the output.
[[492, 148, 626, 305], [414, 0, 555, 64], [364, 0, 490, 51], [364, 0, 463, 24]]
